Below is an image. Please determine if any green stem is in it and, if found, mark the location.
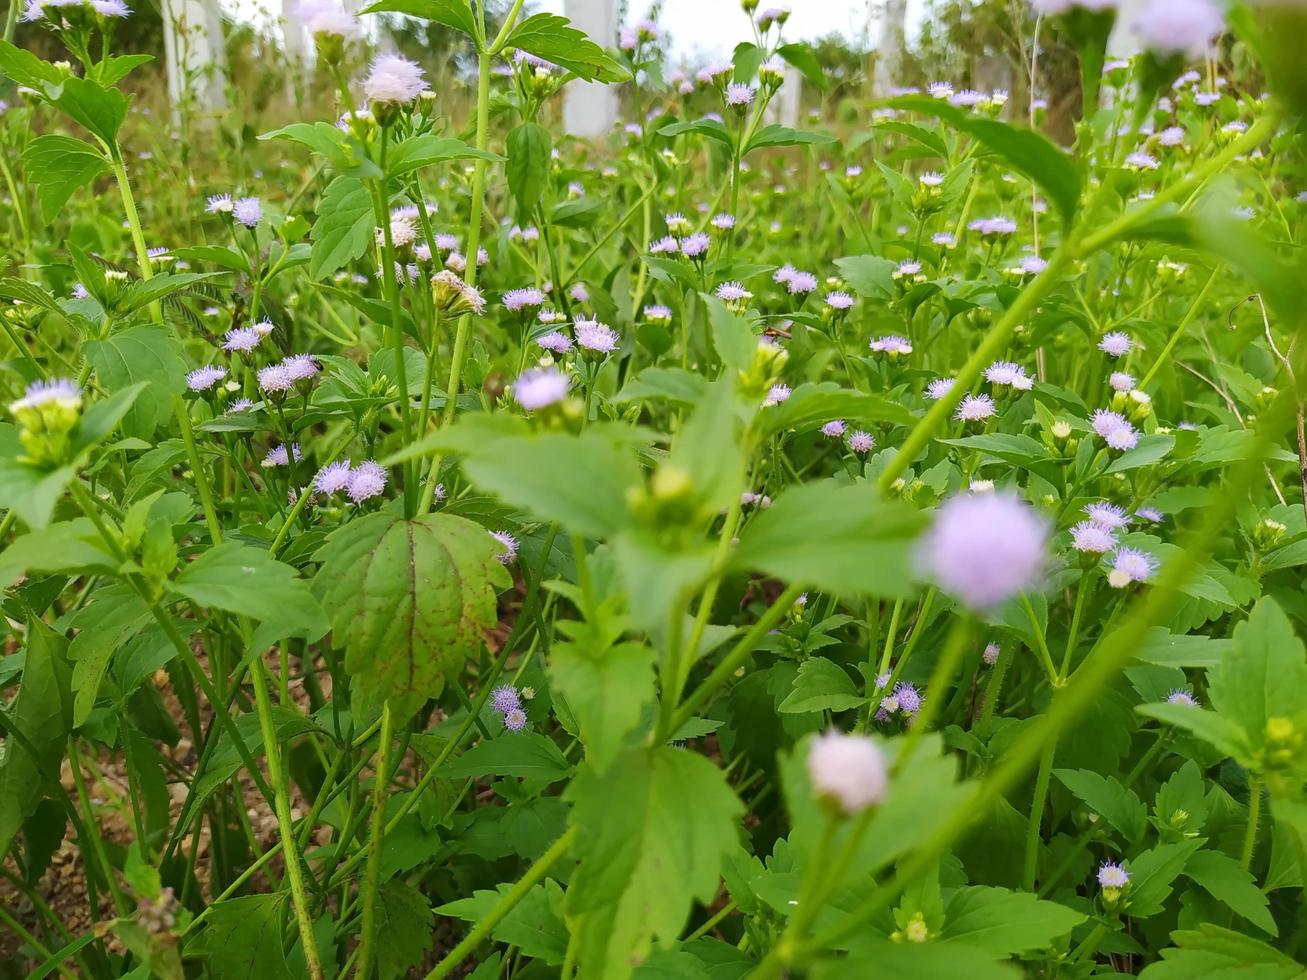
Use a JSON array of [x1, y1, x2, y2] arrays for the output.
[[424, 826, 578, 980], [1242, 776, 1263, 870], [1021, 592, 1059, 686], [250, 657, 323, 980], [1137, 266, 1220, 391], [354, 700, 395, 980], [1023, 735, 1058, 891], [175, 396, 223, 544]]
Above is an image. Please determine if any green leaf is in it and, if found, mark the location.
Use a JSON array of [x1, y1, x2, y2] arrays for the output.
[[758, 382, 915, 438], [776, 42, 827, 90], [360, 0, 478, 40], [834, 254, 897, 300], [168, 245, 251, 275], [67, 584, 152, 727], [501, 13, 629, 83], [187, 894, 292, 980], [565, 746, 742, 979], [388, 134, 501, 176], [172, 542, 327, 637], [258, 121, 351, 166], [1184, 849, 1278, 935], [309, 176, 374, 281], [437, 879, 569, 965], [1126, 839, 1205, 918], [0, 277, 64, 316], [885, 95, 1082, 225], [115, 273, 222, 315], [1138, 924, 1306, 980], [375, 880, 433, 977], [1208, 598, 1307, 755], [941, 886, 1085, 955], [83, 325, 188, 439], [815, 939, 1021, 979], [1136, 702, 1250, 762], [0, 518, 118, 587], [54, 76, 130, 144], [94, 53, 154, 86], [21, 135, 108, 223], [744, 124, 836, 153], [730, 481, 925, 597], [448, 428, 642, 538], [506, 122, 552, 215], [550, 642, 655, 774], [0, 39, 63, 88], [778, 657, 863, 714], [441, 732, 571, 782], [0, 619, 72, 859], [613, 367, 708, 407], [703, 295, 757, 371], [1053, 768, 1148, 843], [312, 512, 508, 704], [658, 118, 734, 148]]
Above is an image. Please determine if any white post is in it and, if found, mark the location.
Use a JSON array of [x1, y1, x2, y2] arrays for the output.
[[1107, 0, 1145, 58], [162, 0, 228, 122], [282, 0, 307, 72], [873, 0, 908, 96], [777, 63, 801, 127], [562, 0, 618, 138]]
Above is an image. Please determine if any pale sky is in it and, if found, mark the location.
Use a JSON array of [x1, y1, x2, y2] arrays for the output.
[[228, 0, 930, 62]]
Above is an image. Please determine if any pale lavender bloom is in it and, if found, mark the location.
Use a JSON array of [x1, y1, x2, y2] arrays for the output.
[[206, 194, 234, 215], [257, 364, 295, 394], [982, 642, 1001, 666], [229, 398, 254, 413], [10, 378, 81, 412], [1109, 546, 1158, 586], [1125, 151, 1159, 171], [1098, 862, 1129, 889], [1131, 0, 1224, 57], [665, 212, 691, 233], [764, 384, 792, 407], [347, 460, 387, 502], [927, 81, 953, 99], [575, 320, 619, 354], [643, 304, 673, 322], [363, 53, 426, 104], [1167, 689, 1198, 707], [892, 682, 922, 716], [985, 361, 1032, 389], [89, 0, 131, 16], [434, 233, 458, 251], [503, 707, 528, 731], [1158, 126, 1186, 147], [919, 492, 1049, 609], [869, 335, 912, 355], [680, 232, 711, 258], [919, 171, 945, 187], [283, 354, 321, 383], [186, 366, 226, 392], [503, 287, 545, 312], [1085, 502, 1130, 528], [1091, 409, 1137, 450], [299, 0, 359, 38], [845, 165, 863, 178], [263, 443, 301, 468], [711, 213, 736, 230], [894, 260, 922, 279], [232, 197, 262, 228], [807, 731, 888, 813], [1071, 520, 1117, 554], [825, 291, 855, 311], [535, 331, 573, 354], [955, 393, 996, 422], [848, 430, 875, 454], [514, 367, 570, 410], [949, 88, 984, 108], [490, 684, 521, 714], [1109, 371, 1136, 392], [787, 271, 818, 294], [314, 460, 354, 495], [538, 308, 567, 324], [1135, 506, 1164, 523], [569, 282, 590, 303], [1018, 255, 1049, 275], [1194, 91, 1220, 107], [491, 530, 518, 564], [773, 264, 797, 286], [821, 419, 847, 438], [968, 216, 1017, 236], [926, 377, 956, 401], [726, 83, 756, 107], [932, 232, 957, 248], [715, 281, 752, 302], [649, 235, 679, 254]]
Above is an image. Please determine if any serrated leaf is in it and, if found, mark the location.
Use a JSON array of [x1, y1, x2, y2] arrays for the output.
[[187, 894, 292, 979], [730, 481, 925, 597], [309, 176, 374, 280], [389, 134, 500, 176], [172, 542, 326, 637], [258, 121, 351, 167], [0, 39, 63, 88], [54, 76, 130, 144], [67, 583, 152, 726], [312, 512, 508, 704], [745, 124, 836, 153], [815, 938, 1020, 979], [21, 134, 109, 223], [1138, 924, 1305, 980], [1184, 849, 1277, 935], [776, 42, 827, 90], [83, 325, 188, 439], [565, 746, 742, 979], [441, 732, 571, 782], [760, 382, 915, 438], [778, 657, 863, 714], [375, 880, 432, 977], [501, 13, 629, 83], [1053, 768, 1148, 844], [550, 641, 655, 773], [834, 254, 897, 300], [506, 122, 552, 215], [1209, 598, 1307, 756], [1126, 839, 1205, 918], [941, 886, 1085, 955], [0, 517, 117, 587], [360, 0, 478, 39], [438, 879, 569, 965]]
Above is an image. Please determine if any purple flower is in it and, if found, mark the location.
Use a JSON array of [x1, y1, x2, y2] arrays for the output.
[[347, 461, 388, 502], [222, 327, 263, 353], [1108, 546, 1158, 587], [535, 331, 573, 354], [926, 378, 956, 401], [575, 319, 619, 354], [1071, 521, 1117, 554], [232, 197, 262, 228], [1084, 502, 1130, 528], [825, 291, 855, 311], [314, 460, 353, 495], [786, 271, 818, 294], [490, 684, 521, 715], [9, 378, 81, 413], [257, 364, 296, 394], [503, 287, 546, 312], [186, 365, 227, 392], [1090, 410, 1137, 450], [726, 83, 755, 107], [503, 707, 528, 731], [680, 232, 711, 258], [869, 335, 912, 355], [1098, 332, 1132, 357], [643, 304, 673, 322], [363, 53, 426, 104], [955, 393, 996, 423], [1135, 506, 1164, 523], [1125, 151, 1160, 171], [650, 235, 679, 254], [764, 383, 792, 407], [919, 492, 1049, 609], [1158, 126, 1186, 147], [985, 361, 1033, 390], [513, 367, 570, 410], [711, 213, 736, 230], [807, 730, 888, 813], [1167, 689, 1198, 707], [982, 642, 1001, 666], [206, 193, 234, 215], [1098, 862, 1129, 889], [821, 419, 847, 438], [715, 281, 753, 303], [491, 530, 518, 564], [283, 354, 320, 382], [892, 682, 922, 716], [848, 430, 875, 454], [1109, 371, 1136, 392], [263, 443, 301, 468], [1131, 0, 1224, 57]]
